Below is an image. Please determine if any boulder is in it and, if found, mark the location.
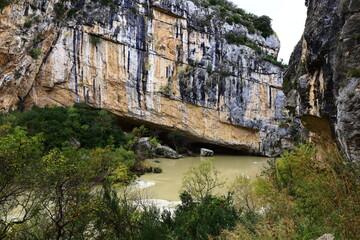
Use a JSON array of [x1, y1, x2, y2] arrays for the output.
[[200, 148, 214, 157], [134, 137, 157, 158], [316, 234, 334, 240], [156, 145, 182, 159]]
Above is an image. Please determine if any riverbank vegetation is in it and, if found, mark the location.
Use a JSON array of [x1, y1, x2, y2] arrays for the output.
[[1, 106, 359, 239]]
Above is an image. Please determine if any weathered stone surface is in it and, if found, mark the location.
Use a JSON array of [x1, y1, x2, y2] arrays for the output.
[[0, 0, 292, 156], [200, 148, 214, 157], [155, 145, 182, 159], [316, 234, 335, 240], [134, 137, 157, 158], [285, 0, 360, 161]]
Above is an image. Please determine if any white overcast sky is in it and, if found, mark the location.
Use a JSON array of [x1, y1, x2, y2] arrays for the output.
[[231, 0, 307, 63]]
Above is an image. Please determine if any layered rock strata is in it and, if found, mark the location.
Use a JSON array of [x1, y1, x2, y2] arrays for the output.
[[0, 0, 291, 156], [285, 0, 360, 161]]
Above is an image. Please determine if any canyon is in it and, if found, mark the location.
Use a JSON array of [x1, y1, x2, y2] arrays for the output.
[[0, 0, 292, 156]]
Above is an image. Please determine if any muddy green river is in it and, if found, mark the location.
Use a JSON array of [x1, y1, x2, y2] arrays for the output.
[[135, 155, 268, 202]]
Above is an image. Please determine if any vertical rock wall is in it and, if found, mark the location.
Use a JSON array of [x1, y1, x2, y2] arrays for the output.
[[285, 0, 360, 161], [0, 0, 291, 156]]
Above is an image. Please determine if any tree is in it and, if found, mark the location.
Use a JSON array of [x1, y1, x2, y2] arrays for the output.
[[167, 130, 186, 153], [253, 15, 274, 38], [0, 126, 44, 239], [181, 159, 225, 201]]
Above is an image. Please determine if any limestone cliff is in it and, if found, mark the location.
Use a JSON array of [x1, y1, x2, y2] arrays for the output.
[[0, 0, 291, 156], [285, 0, 360, 161]]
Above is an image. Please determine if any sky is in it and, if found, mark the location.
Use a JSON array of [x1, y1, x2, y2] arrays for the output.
[[231, 0, 307, 63]]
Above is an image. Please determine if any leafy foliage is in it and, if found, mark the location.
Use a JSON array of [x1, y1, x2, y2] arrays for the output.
[[1, 103, 126, 150], [169, 193, 238, 240], [0, 0, 9, 10], [29, 48, 42, 59], [216, 143, 360, 240], [347, 69, 360, 78], [253, 15, 274, 38], [181, 159, 225, 201]]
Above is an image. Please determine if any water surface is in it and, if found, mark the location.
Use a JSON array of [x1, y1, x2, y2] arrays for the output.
[[137, 155, 268, 201]]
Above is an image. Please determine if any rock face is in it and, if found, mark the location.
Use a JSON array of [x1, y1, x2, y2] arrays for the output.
[[155, 145, 182, 159], [200, 148, 214, 157], [285, 0, 360, 161], [0, 0, 291, 156]]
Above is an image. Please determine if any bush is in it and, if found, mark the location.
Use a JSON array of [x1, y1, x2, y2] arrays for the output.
[[225, 33, 248, 45], [253, 15, 274, 38], [347, 69, 360, 78], [90, 34, 101, 46], [181, 159, 225, 201], [29, 48, 42, 59], [209, 0, 218, 5], [24, 19, 33, 28], [169, 193, 238, 239], [264, 55, 286, 67], [67, 8, 78, 19], [153, 167, 162, 174], [1, 104, 127, 150], [0, 0, 9, 10], [159, 83, 175, 97], [226, 16, 234, 25], [232, 14, 241, 24], [54, 2, 66, 20], [259, 144, 359, 239]]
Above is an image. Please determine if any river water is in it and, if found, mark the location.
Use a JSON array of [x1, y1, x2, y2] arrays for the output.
[[135, 155, 268, 203]]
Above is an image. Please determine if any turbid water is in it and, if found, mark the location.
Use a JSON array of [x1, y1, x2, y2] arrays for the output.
[[136, 155, 268, 201]]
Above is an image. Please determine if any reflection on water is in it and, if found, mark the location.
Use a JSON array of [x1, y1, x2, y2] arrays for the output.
[[137, 155, 268, 201]]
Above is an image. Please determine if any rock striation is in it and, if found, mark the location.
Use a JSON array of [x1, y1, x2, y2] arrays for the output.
[[285, 0, 360, 161], [0, 0, 291, 156]]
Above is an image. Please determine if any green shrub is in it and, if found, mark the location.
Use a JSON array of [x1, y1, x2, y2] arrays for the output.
[[253, 15, 274, 38], [0, 0, 10, 10], [67, 8, 78, 19], [1, 104, 127, 150], [226, 16, 234, 25], [255, 144, 360, 239], [169, 193, 238, 239], [282, 77, 292, 91], [90, 34, 101, 46], [278, 122, 289, 128], [347, 69, 360, 78], [225, 33, 248, 45], [264, 55, 285, 67], [159, 83, 175, 97], [24, 19, 33, 28], [33, 15, 42, 23], [14, 68, 22, 79], [29, 48, 41, 59], [347, 91, 355, 98], [54, 2, 66, 20], [209, 0, 218, 5], [130, 6, 137, 13], [232, 14, 241, 24], [153, 167, 162, 174]]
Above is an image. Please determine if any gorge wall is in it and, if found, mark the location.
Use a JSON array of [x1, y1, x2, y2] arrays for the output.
[[285, 0, 360, 162], [0, 0, 292, 156]]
